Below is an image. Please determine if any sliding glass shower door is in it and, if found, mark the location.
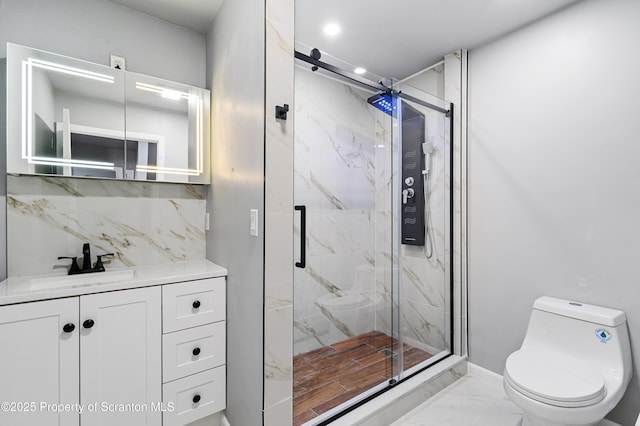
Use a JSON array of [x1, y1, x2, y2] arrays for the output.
[[292, 52, 451, 425], [392, 81, 453, 376]]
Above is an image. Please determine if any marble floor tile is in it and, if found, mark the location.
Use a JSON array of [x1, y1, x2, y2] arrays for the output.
[[391, 365, 523, 426], [390, 364, 622, 426]]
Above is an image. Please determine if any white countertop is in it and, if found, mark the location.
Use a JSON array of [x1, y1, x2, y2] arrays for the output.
[[0, 259, 227, 306]]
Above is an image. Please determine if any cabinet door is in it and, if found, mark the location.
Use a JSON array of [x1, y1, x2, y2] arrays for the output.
[[80, 287, 161, 426], [0, 298, 79, 426]]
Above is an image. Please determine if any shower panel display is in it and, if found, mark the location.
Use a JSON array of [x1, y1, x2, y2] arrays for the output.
[[401, 102, 426, 246]]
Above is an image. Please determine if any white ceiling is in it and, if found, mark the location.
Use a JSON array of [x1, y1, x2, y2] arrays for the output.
[[106, 0, 224, 34], [296, 0, 582, 79], [106, 0, 582, 79]]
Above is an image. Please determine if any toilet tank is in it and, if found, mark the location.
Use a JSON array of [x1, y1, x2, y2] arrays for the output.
[[521, 297, 632, 376]]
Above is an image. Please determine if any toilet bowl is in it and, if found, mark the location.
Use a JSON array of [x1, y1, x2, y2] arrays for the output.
[[503, 296, 632, 426]]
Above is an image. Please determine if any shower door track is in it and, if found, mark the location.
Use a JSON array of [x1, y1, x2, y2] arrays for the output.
[[294, 50, 451, 116], [313, 353, 454, 426], [294, 50, 388, 92]]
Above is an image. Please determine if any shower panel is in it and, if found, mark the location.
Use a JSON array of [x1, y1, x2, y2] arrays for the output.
[[400, 102, 426, 246]]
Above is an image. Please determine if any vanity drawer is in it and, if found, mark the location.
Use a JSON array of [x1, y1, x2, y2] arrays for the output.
[[163, 321, 226, 383], [163, 278, 225, 333], [162, 366, 226, 426]]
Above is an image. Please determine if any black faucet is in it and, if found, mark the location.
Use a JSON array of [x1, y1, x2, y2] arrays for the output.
[[58, 243, 114, 275], [82, 243, 92, 271]]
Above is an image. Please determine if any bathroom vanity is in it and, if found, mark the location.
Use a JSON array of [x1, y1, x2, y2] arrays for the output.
[[1, 41, 221, 426], [0, 260, 227, 426]]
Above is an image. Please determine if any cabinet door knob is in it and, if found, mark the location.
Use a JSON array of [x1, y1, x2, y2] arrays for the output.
[[83, 319, 95, 329], [192, 394, 201, 404], [192, 347, 201, 356], [63, 323, 75, 333], [192, 300, 201, 309]]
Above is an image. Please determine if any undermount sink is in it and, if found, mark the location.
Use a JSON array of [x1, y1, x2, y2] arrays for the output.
[[29, 269, 136, 290]]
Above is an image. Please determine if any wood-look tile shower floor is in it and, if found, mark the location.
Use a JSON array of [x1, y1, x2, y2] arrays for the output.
[[293, 331, 433, 426]]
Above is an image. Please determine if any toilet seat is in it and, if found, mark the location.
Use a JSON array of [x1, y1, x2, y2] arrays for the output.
[[505, 347, 606, 408]]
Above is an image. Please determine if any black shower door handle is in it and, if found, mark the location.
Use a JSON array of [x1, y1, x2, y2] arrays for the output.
[[295, 205, 306, 268]]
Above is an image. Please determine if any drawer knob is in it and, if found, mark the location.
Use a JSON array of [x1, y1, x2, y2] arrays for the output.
[[192, 394, 201, 404], [192, 347, 201, 356], [192, 300, 201, 309], [83, 319, 95, 329], [63, 323, 75, 333]]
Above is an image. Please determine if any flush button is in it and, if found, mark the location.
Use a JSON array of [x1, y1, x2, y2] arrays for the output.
[[595, 328, 612, 343]]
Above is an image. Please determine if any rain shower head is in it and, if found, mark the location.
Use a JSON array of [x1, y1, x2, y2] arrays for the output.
[[367, 92, 396, 116]]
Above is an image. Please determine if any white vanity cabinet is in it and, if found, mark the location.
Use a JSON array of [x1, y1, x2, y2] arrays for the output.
[[161, 277, 227, 426], [0, 266, 227, 426], [0, 287, 161, 426], [0, 298, 80, 425], [80, 287, 161, 426]]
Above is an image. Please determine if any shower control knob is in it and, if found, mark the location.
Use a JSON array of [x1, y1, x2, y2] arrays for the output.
[[404, 177, 414, 186], [402, 188, 415, 204]]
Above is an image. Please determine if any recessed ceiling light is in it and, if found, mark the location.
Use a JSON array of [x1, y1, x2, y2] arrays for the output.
[[323, 23, 341, 36], [354, 67, 366, 75]]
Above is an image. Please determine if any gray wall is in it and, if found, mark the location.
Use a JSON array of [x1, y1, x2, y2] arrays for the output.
[[0, 58, 6, 280], [467, 0, 640, 424], [0, 0, 206, 86], [205, 0, 265, 424]]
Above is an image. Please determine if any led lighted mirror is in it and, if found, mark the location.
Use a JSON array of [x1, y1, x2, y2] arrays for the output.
[[6, 43, 210, 183]]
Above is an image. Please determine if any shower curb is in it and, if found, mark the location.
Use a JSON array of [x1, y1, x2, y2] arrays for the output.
[[330, 355, 468, 426]]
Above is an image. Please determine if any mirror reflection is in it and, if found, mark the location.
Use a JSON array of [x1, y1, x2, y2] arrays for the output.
[[6, 43, 210, 183], [125, 72, 207, 182]]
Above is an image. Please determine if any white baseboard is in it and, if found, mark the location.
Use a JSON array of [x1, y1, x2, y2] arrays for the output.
[[467, 362, 505, 383], [221, 413, 230, 426]]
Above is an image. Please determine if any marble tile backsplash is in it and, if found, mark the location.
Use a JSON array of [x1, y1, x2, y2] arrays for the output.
[[7, 175, 206, 277]]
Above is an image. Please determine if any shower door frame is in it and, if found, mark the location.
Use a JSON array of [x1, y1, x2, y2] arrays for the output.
[[393, 92, 455, 384], [292, 49, 456, 425]]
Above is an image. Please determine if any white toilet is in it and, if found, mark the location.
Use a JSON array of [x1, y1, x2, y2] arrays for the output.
[[503, 296, 632, 426]]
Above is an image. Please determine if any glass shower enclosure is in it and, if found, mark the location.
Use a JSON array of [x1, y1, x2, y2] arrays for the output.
[[292, 48, 452, 425]]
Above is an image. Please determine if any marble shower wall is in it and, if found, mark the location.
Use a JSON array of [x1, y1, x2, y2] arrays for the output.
[[374, 84, 450, 355], [399, 103, 449, 354], [294, 66, 450, 357], [263, 0, 295, 421], [7, 175, 206, 277], [293, 67, 384, 354]]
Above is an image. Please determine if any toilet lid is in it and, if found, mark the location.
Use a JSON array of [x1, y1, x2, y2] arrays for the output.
[[505, 348, 606, 407]]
